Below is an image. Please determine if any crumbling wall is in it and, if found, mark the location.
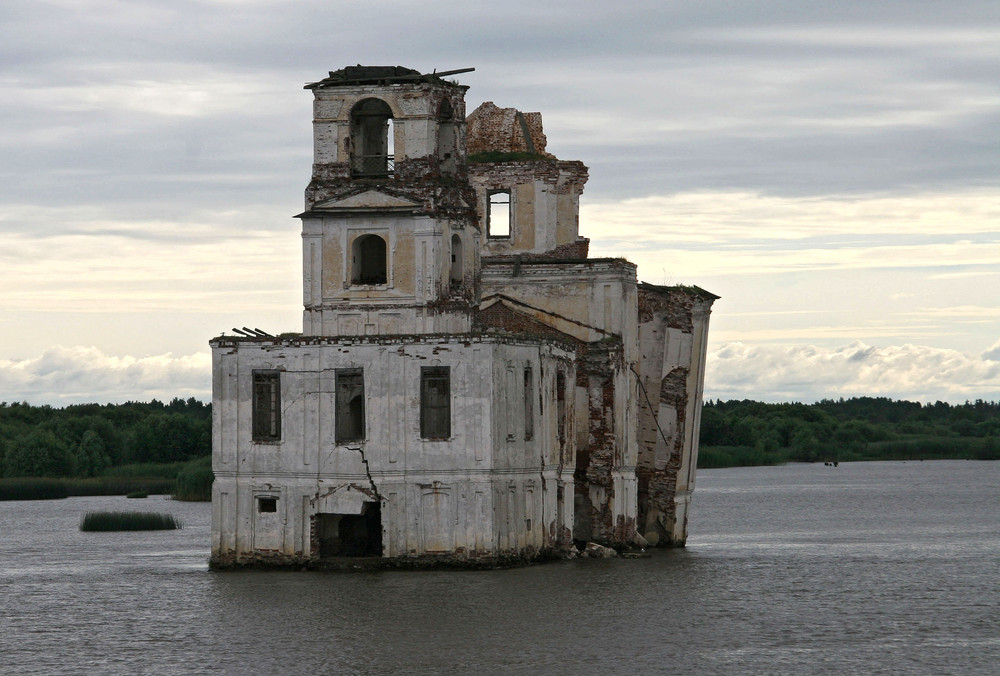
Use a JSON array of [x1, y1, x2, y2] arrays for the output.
[[466, 102, 551, 156], [467, 159, 588, 256], [634, 285, 716, 546]]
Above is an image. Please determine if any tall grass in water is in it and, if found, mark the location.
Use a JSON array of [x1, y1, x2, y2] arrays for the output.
[[79, 511, 181, 531], [173, 455, 213, 501], [101, 462, 189, 479], [0, 478, 69, 501]]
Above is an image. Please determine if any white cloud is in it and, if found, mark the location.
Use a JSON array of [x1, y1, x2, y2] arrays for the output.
[[0, 346, 211, 405], [0, 205, 300, 313], [583, 190, 1000, 245], [707, 340, 1000, 404], [983, 339, 1000, 362]]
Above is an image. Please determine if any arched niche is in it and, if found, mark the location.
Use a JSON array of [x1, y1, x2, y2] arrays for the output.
[[351, 234, 388, 285]]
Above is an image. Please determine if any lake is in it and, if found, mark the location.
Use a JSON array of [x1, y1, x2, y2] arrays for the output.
[[2, 460, 997, 675]]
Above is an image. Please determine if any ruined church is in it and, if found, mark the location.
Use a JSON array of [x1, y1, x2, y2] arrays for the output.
[[210, 66, 716, 568]]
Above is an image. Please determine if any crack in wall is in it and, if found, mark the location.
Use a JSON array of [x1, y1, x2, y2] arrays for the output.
[[346, 444, 384, 503]]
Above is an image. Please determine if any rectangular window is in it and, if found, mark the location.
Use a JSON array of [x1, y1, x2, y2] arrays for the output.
[[487, 190, 511, 238], [524, 367, 534, 441], [335, 368, 365, 444], [420, 366, 451, 439], [252, 371, 281, 441], [258, 496, 278, 513]]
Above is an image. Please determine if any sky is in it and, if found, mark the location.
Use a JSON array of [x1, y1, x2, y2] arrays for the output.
[[2, 0, 999, 406]]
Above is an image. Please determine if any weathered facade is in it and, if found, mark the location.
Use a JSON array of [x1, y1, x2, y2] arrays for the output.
[[210, 66, 716, 569]]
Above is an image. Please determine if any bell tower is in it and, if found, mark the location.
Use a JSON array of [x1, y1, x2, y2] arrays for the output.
[[297, 66, 480, 337]]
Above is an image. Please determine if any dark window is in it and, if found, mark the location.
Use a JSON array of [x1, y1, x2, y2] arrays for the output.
[[258, 497, 277, 513], [449, 233, 463, 286], [252, 371, 281, 441], [352, 234, 387, 285], [437, 98, 458, 175], [487, 190, 511, 238], [420, 366, 451, 439], [524, 367, 534, 441], [335, 368, 365, 444]]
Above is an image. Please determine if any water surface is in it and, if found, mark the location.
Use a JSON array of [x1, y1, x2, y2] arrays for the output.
[[2, 461, 997, 675]]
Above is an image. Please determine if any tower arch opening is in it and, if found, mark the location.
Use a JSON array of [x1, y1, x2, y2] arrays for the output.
[[350, 98, 394, 177]]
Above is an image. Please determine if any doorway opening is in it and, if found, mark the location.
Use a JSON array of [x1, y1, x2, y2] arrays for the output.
[[315, 502, 383, 557]]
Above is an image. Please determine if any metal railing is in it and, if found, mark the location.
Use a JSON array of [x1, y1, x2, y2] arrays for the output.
[[351, 154, 395, 178]]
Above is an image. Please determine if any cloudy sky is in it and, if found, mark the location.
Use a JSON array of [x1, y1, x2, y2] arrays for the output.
[[2, 0, 999, 405]]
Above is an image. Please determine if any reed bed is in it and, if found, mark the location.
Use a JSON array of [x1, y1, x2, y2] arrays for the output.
[[172, 455, 213, 501], [79, 511, 181, 531]]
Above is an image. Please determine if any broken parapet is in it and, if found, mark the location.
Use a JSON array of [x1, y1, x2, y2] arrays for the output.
[[467, 102, 553, 157]]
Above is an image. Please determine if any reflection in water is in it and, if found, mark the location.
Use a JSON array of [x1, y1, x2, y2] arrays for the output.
[[2, 461, 999, 675]]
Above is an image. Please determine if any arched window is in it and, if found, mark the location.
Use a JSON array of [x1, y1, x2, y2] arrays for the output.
[[352, 234, 387, 285], [350, 98, 394, 177], [449, 233, 463, 286]]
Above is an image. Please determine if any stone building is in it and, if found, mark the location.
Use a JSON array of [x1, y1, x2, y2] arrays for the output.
[[209, 66, 716, 568]]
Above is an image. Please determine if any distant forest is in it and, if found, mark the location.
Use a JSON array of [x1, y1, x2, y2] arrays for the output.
[[0, 398, 210, 479], [700, 397, 1000, 468], [1, 396, 999, 479]]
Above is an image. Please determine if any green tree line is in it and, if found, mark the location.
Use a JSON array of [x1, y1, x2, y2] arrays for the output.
[[699, 397, 1000, 468], [4, 395, 999, 478], [0, 398, 210, 479]]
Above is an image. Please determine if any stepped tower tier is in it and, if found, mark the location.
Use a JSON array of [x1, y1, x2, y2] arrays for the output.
[[298, 66, 481, 337]]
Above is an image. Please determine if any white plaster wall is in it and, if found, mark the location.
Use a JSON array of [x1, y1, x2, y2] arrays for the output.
[[211, 336, 575, 564]]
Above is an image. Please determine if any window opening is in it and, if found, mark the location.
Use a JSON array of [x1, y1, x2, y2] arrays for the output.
[[257, 497, 277, 513], [350, 98, 394, 177], [437, 99, 458, 175], [449, 233, 463, 286], [524, 367, 534, 441], [487, 190, 511, 238], [420, 366, 451, 439], [252, 370, 281, 441], [352, 234, 387, 285], [335, 368, 365, 444]]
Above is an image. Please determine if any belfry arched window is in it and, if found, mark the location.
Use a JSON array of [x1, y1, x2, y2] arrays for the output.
[[352, 234, 388, 285], [350, 98, 394, 178]]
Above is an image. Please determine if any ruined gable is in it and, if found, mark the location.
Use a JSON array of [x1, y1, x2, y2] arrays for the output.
[[467, 101, 552, 157]]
